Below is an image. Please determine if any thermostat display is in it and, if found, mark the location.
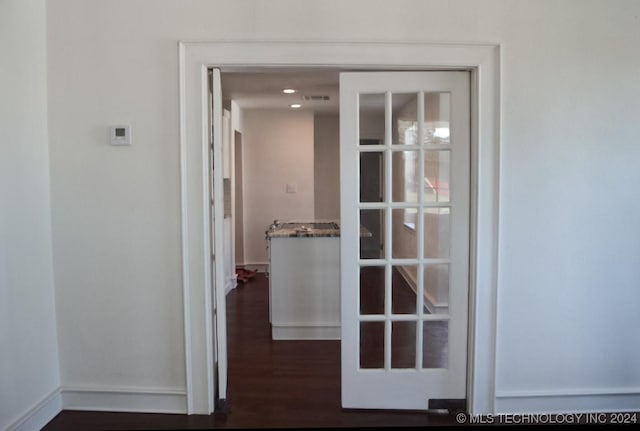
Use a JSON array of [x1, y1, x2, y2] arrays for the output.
[[110, 125, 131, 145]]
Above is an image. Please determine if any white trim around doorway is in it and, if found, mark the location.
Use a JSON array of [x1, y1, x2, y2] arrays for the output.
[[178, 40, 501, 415]]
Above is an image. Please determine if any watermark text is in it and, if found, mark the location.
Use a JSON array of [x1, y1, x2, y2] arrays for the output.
[[455, 412, 638, 425]]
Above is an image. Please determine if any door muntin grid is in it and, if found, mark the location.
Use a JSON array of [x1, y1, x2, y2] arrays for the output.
[[358, 91, 452, 370]]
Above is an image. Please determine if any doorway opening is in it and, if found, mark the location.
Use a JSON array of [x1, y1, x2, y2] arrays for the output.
[[217, 70, 344, 416], [178, 40, 500, 416], [212, 68, 471, 414]]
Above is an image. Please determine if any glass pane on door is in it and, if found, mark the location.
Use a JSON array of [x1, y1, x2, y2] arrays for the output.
[[423, 208, 451, 258], [393, 93, 418, 146], [392, 209, 417, 259], [360, 152, 384, 202], [424, 263, 450, 312], [392, 321, 417, 369], [360, 209, 385, 259], [422, 320, 449, 368], [360, 266, 385, 315], [423, 92, 451, 145], [392, 265, 417, 314], [391, 150, 419, 203], [360, 321, 385, 369], [359, 93, 385, 145], [424, 150, 451, 203]]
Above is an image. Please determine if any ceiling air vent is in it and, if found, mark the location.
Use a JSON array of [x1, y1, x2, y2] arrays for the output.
[[302, 95, 330, 101]]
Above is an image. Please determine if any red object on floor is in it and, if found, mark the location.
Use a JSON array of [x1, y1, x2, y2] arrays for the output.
[[236, 268, 258, 283]]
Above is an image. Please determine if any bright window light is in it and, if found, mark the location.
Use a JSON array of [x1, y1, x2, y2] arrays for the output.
[[434, 127, 450, 139]]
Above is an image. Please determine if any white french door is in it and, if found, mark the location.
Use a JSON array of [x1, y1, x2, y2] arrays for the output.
[[209, 68, 228, 408], [340, 71, 470, 410]]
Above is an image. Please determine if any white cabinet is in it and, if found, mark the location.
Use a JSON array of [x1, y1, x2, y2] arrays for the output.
[[269, 236, 340, 340]]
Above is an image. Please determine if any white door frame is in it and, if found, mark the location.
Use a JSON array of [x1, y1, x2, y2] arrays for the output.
[[178, 40, 501, 415]]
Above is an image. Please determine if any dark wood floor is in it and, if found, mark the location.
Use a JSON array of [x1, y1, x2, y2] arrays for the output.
[[43, 273, 456, 429]]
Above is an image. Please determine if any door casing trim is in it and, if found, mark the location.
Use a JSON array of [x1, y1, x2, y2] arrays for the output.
[[178, 40, 501, 415]]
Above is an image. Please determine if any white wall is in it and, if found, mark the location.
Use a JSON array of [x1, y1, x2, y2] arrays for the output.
[[314, 114, 340, 220], [243, 110, 315, 265], [0, 0, 62, 429], [232, 101, 245, 266], [48, 1, 185, 396], [222, 110, 235, 293], [46, 0, 640, 414]]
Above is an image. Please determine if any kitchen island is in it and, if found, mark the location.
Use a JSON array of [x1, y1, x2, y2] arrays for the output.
[[267, 221, 341, 340]]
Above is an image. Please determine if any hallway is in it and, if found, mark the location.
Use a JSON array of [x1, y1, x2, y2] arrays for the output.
[[222, 272, 454, 427]]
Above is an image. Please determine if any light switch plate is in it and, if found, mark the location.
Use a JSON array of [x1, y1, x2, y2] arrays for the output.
[[286, 183, 297, 193]]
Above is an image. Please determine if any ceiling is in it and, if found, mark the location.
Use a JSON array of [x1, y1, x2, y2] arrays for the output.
[[221, 70, 340, 113], [221, 69, 419, 114]]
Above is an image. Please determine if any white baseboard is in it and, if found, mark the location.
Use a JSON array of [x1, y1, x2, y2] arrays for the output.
[[6, 388, 62, 431], [239, 262, 269, 273], [225, 278, 236, 295], [495, 388, 640, 414], [61, 386, 187, 414], [272, 323, 340, 340]]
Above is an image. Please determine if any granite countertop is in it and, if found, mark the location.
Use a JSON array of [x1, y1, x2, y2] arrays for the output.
[[266, 221, 372, 238]]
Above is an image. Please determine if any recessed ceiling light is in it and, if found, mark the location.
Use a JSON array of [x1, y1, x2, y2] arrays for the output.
[[283, 88, 296, 94], [290, 103, 302, 109]]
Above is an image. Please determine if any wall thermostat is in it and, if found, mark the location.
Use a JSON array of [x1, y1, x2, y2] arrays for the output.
[[110, 125, 131, 146]]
